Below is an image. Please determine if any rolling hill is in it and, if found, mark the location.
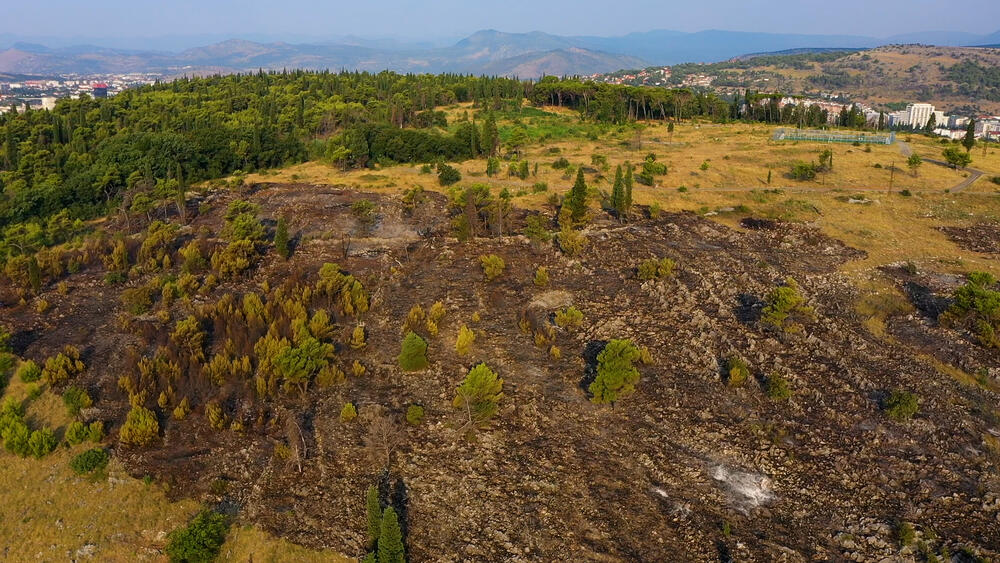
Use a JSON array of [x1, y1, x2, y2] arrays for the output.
[[1, 28, 999, 78]]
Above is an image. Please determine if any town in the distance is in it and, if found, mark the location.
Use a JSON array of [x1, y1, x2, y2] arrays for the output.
[[3, 65, 998, 141]]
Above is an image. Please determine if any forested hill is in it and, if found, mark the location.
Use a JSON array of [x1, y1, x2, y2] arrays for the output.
[[0, 71, 740, 258]]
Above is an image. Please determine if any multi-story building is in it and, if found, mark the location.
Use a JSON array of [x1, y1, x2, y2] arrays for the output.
[[905, 103, 934, 129], [888, 110, 909, 128]]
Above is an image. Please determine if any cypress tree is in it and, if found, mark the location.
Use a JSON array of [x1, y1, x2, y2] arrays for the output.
[[964, 119, 976, 153], [377, 507, 405, 563], [610, 165, 624, 221], [565, 168, 588, 223], [275, 216, 290, 259], [365, 485, 381, 549]]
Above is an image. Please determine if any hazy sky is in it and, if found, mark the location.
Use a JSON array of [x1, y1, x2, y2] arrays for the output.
[[3, 0, 999, 45]]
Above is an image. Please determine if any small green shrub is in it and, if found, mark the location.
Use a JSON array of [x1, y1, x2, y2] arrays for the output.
[[725, 356, 750, 387], [637, 257, 676, 280], [17, 360, 41, 383], [765, 373, 791, 400], [554, 306, 584, 330], [165, 510, 230, 563], [62, 386, 93, 417], [119, 405, 159, 446], [885, 390, 919, 421], [453, 363, 504, 427], [70, 448, 109, 475], [28, 428, 57, 458], [406, 405, 425, 426], [479, 254, 506, 282], [65, 421, 88, 445], [398, 332, 429, 371], [761, 278, 815, 333], [437, 163, 461, 186], [340, 402, 357, 422], [42, 346, 85, 385], [589, 339, 641, 404]]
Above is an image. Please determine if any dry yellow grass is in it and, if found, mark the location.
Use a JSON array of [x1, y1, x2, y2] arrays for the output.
[[0, 378, 344, 562], [244, 121, 1000, 279], [219, 527, 354, 563], [0, 451, 200, 562]]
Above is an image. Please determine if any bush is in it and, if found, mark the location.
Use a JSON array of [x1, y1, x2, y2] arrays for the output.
[[87, 421, 105, 442], [165, 510, 230, 563], [455, 325, 476, 356], [66, 421, 88, 445], [42, 346, 85, 385], [28, 428, 57, 458], [534, 266, 550, 287], [725, 356, 750, 387], [637, 257, 676, 280], [406, 404, 425, 426], [479, 254, 506, 281], [350, 325, 367, 349], [556, 227, 586, 256], [437, 163, 461, 186], [398, 332, 429, 371], [939, 271, 1000, 348], [761, 278, 815, 333], [991, 176, 1000, 186], [552, 157, 570, 169], [70, 448, 109, 475], [453, 363, 504, 427], [765, 373, 791, 400], [62, 386, 93, 416], [211, 240, 259, 279], [340, 402, 357, 422], [789, 161, 818, 181], [523, 215, 552, 246], [589, 339, 640, 404], [119, 405, 159, 446], [17, 360, 41, 383], [554, 306, 584, 330], [885, 390, 919, 421]]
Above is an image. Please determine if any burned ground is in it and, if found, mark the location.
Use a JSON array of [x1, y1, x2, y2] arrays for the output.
[[3, 182, 999, 562]]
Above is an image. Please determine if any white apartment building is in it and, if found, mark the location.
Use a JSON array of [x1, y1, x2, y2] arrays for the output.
[[905, 103, 934, 129]]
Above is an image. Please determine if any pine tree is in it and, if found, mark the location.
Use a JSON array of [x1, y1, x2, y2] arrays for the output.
[[274, 216, 290, 259], [482, 113, 498, 157], [377, 507, 405, 563], [610, 165, 625, 221], [564, 168, 588, 224], [964, 119, 977, 153], [366, 485, 381, 549]]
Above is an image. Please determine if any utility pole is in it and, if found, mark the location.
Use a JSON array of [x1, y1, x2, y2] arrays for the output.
[[889, 161, 895, 193]]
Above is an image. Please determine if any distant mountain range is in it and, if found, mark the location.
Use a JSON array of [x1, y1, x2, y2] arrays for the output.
[[0, 28, 998, 78]]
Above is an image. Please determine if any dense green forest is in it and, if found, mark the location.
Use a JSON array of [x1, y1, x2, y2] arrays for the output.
[[0, 70, 847, 260]]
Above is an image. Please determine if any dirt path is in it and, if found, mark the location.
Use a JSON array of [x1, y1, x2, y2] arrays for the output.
[[898, 141, 984, 192]]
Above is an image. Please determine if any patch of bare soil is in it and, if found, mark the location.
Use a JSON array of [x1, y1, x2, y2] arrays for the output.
[[5, 183, 1000, 562]]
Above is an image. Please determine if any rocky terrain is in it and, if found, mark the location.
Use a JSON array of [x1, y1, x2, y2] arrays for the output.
[[3, 182, 999, 561]]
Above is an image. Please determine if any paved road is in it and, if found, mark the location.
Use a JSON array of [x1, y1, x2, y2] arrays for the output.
[[898, 141, 983, 192]]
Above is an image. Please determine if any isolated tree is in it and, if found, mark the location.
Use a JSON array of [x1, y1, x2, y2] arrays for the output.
[[907, 154, 922, 176], [589, 339, 641, 404], [963, 119, 976, 153], [453, 362, 504, 428], [398, 332, 428, 371], [274, 216, 290, 259], [943, 146, 972, 169], [377, 507, 405, 563], [924, 112, 936, 132], [564, 168, 589, 223], [482, 113, 499, 157]]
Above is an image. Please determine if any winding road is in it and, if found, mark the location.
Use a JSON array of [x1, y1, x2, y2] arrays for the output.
[[898, 141, 984, 193]]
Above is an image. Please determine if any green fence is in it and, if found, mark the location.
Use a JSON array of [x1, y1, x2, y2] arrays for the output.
[[772, 128, 895, 145]]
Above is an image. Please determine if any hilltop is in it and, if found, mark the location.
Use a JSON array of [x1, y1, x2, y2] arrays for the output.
[[1, 71, 1000, 561]]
